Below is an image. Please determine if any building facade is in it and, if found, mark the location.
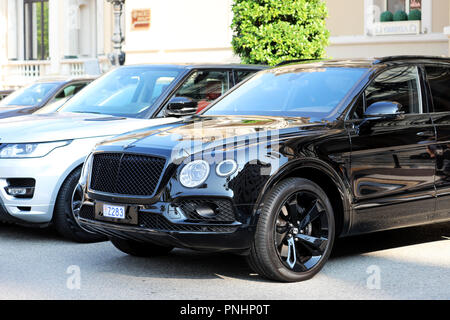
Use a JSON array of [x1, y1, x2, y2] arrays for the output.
[[1, 0, 450, 89], [326, 0, 450, 58], [0, 0, 114, 89]]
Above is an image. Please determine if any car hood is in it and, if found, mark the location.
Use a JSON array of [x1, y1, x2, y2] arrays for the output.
[[0, 105, 37, 118], [98, 115, 330, 159], [0, 112, 181, 143]]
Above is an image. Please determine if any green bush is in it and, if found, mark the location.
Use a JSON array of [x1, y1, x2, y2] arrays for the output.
[[393, 10, 408, 21], [231, 0, 329, 66], [408, 9, 422, 21], [380, 11, 394, 22]]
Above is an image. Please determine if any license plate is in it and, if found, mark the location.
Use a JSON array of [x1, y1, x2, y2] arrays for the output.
[[102, 204, 126, 219]]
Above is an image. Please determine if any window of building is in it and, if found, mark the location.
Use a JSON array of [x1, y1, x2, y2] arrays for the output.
[[24, 0, 49, 60], [374, 0, 421, 16]]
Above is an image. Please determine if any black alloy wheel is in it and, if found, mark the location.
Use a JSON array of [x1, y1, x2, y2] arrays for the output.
[[247, 178, 335, 282]]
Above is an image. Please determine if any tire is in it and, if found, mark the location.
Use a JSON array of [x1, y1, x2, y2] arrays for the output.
[[247, 178, 335, 282], [110, 237, 174, 257], [53, 168, 106, 243]]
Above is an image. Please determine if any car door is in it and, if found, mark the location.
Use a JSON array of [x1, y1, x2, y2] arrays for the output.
[[346, 65, 437, 234], [424, 63, 450, 223]]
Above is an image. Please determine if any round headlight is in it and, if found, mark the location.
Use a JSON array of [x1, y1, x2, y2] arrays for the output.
[[179, 160, 210, 188], [216, 159, 237, 177]]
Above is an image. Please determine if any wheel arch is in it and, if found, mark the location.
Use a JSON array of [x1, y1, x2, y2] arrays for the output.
[[48, 158, 85, 219], [252, 158, 352, 237]]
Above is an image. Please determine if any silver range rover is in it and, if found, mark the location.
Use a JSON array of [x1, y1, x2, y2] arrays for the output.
[[0, 64, 264, 242]]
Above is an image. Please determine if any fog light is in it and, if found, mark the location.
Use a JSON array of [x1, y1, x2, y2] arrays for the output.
[[5, 187, 34, 198]]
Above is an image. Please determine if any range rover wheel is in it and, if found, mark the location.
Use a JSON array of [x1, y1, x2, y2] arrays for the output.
[[110, 237, 174, 257], [247, 178, 335, 282], [53, 168, 106, 243]]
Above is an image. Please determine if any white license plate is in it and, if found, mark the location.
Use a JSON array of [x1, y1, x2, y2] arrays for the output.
[[103, 204, 126, 219]]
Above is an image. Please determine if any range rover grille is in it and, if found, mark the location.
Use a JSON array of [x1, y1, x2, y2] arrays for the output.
[[89, 153, 166, 196]]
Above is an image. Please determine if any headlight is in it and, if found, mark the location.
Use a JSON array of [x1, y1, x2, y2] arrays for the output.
[[0, 140, 71, 158], [79, 153, 94, 187], [216, 159, 238, 177], [179, 160, 210, 188]]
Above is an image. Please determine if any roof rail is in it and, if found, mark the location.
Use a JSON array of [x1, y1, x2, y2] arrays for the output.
[[374, 55, 450, 64], [275, 58, 324, 67]]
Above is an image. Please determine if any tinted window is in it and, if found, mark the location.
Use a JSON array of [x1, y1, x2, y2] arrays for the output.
[[59, 67, 181, 118], [168, 70, 230, 113], [425, 66, 450, 113], [234, 70, 255, 83], [365, 66, 422, 115], [204, 67, 367, 118]]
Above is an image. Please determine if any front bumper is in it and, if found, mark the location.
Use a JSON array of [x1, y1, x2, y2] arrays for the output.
[[0, 137, 106, 224], [77, 200, 255, 252]]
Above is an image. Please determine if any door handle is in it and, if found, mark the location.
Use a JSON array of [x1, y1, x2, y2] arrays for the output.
[[416, 131, 435, 138]]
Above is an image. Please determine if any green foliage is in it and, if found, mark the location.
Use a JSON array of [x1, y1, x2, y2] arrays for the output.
[[231, 0, 329, 66], [380, 11, 394, 22], [408, 9, 422, 21], [393, 10, 408, 21]]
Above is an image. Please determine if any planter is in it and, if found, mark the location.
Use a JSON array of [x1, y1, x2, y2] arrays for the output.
[[372, 21, 421, 36]]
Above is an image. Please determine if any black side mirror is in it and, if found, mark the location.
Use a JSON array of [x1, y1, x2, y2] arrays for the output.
[[165, 97, 198, 117], [357, 101, 404, 135], [364, 101, 404, 119]]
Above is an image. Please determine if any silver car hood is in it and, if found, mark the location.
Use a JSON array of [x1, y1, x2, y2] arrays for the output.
[[0, 112, 180, 143]]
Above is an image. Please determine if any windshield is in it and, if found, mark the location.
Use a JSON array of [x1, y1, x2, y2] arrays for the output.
[[59, 67, 181, 118], [0, 83, 59, 107], [204, 67, 368, 119]]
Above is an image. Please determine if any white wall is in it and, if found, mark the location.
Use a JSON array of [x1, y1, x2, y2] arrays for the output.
[[123, 0, 240, 64]]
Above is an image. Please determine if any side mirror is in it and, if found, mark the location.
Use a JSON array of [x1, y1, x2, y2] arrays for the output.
[[165, 97, 198, 117], [364, 101, 404, 119], [357, 101, 404, 135]]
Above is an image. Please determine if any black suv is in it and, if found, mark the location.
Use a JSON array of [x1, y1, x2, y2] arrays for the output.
[[76, 56, 450, 282]]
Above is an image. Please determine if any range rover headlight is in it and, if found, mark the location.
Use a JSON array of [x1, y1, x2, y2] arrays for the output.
[[79, 153, 94, 188], [216, 159, 238, 177], [0, 140, 71, 158], [179, 160, 210, 188]]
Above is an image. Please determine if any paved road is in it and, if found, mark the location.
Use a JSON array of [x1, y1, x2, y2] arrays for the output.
[[0, 221, 449, 300]]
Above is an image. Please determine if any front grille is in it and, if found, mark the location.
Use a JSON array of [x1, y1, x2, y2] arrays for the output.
[[176, 199, 235, 222], [90, 153, 166, 196], [139, 212, 237, 233], [79, 205, 95, 220]]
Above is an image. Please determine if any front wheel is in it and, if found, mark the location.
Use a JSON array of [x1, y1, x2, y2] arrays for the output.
[[247, 178, 335, 282], [110, 237, 174, 257], [53, 168, 106, 243]]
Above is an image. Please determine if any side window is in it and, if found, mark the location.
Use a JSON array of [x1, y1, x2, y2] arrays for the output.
[[234, 70, 255, 84], [425, 66, 450, 113], [53, 83, 88, 101], [168, 70, 230, 113], [365, 66, 422, 115]]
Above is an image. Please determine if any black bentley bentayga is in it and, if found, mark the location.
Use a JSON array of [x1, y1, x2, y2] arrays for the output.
[[76, 56, 450, 282]]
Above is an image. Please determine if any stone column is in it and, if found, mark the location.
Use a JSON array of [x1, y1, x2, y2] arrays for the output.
[[106, 0, 125, 66], [49, 0, 61, 74]]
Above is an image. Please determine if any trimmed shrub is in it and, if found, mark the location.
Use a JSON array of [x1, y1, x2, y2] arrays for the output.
[[408, 9, 422, 21], [393, 10, 408, 21], [380, 11, 394, 22], [231, 0, 330, 66]]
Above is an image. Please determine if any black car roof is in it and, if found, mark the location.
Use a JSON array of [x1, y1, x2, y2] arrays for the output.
[[275, 56, 450, 70], [121, 63, 267, 70]]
